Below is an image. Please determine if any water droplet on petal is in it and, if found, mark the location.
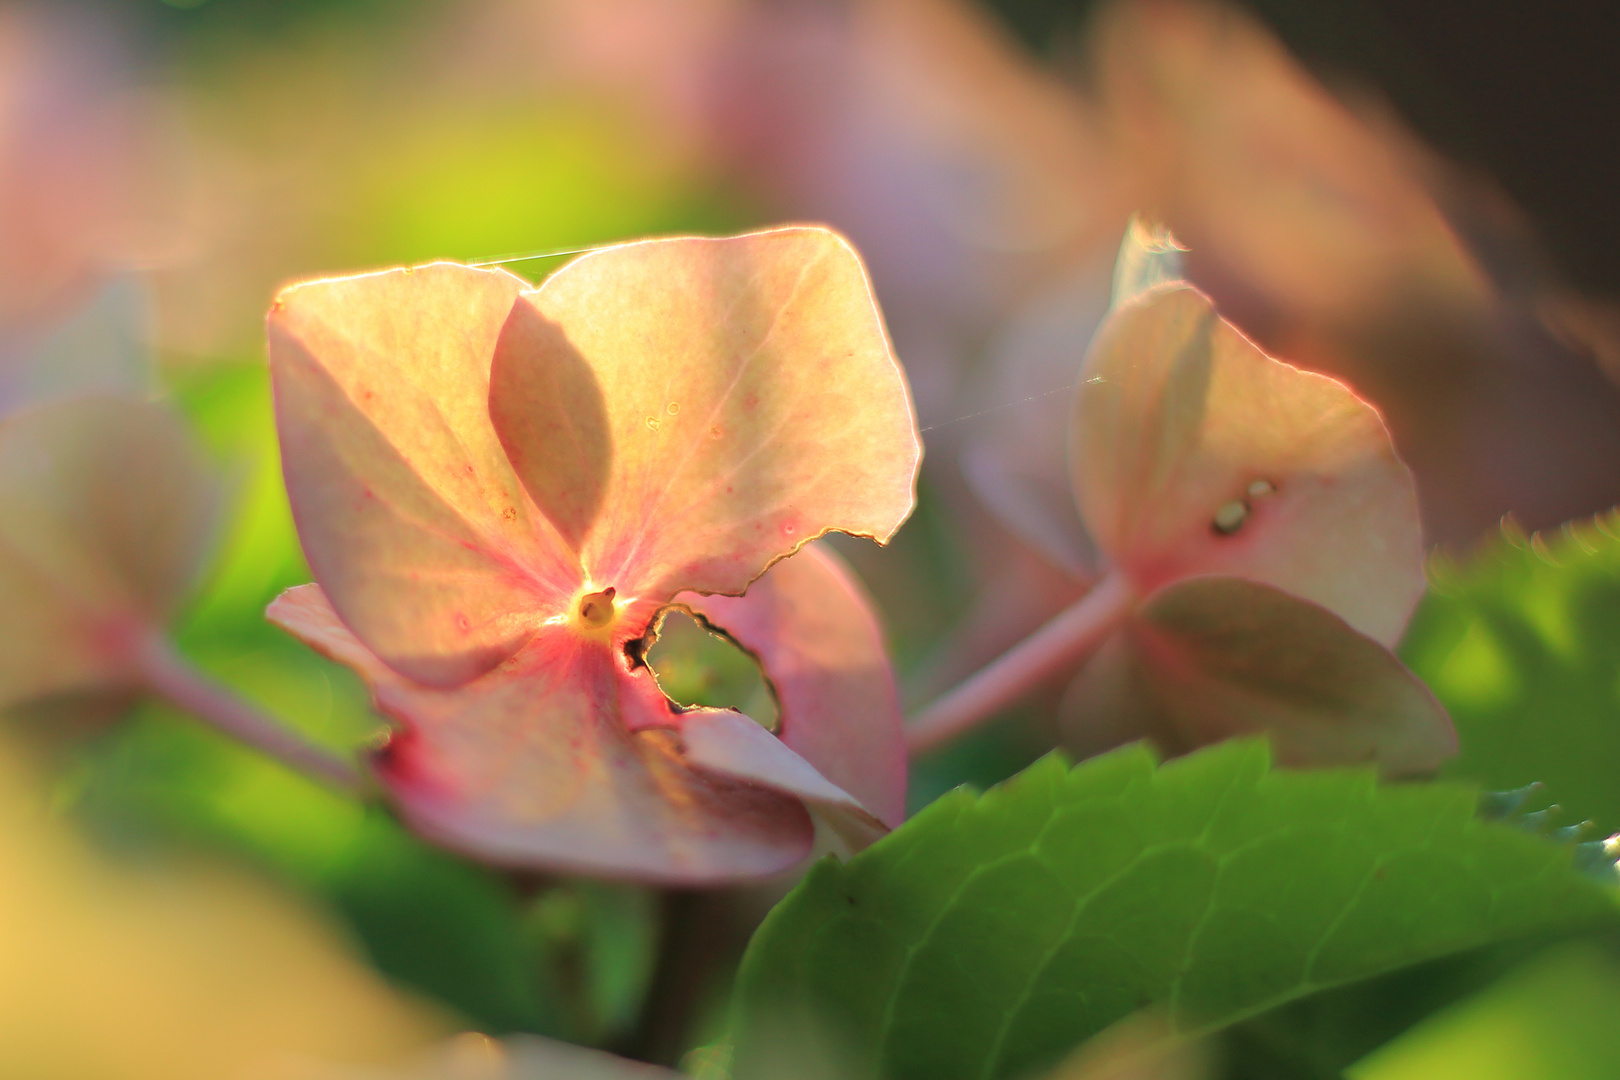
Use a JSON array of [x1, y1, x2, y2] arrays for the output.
[[1213, 500, 1249, 535], [1247, 479, 1276, 499], [645, 416, 661, 432], [667, 402, 680, 415]]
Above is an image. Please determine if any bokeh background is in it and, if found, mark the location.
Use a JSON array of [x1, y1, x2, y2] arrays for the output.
[[6, 0, 1620, 1076]]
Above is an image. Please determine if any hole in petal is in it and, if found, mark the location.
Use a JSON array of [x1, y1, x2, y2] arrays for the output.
[[644, 611, 779, 732]]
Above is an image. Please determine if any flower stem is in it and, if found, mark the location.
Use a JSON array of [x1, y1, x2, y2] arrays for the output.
[[134, 634, 366, 794], [906, 571, 1135, 756]]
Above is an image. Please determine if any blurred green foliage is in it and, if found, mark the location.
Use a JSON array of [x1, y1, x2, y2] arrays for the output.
[[827, 485, 976, 679], [1348, 942, 1620, 1080], [1402, 513, 1620, 834], [341, 105, 728, 271], [1218, 936, 1550, 1079]]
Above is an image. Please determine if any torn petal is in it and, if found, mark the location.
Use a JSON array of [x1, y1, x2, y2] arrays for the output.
[[0, 396, 214, 708], [1062, 575, 1455, 776], [490, 227, 919, 606], [268, 262, 582, 688], [268, 585, 812, 883], [1071, 285, 1423, 645], [677, 543, 905, 827]]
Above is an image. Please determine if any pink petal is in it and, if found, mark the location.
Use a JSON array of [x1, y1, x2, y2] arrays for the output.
[[488, 227, 919, 609], [268, 585, 812, 883], [679, 709, 887, 850], [0, 396, 214, 707], [677, 543, 906, 827], [1071, 285, 1423, 646], [1061, 575, 1455, 776], [268, 263, 583, 688]]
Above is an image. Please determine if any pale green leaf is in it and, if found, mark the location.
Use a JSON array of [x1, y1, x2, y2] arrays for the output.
[[1401, 512, 1620, 834]]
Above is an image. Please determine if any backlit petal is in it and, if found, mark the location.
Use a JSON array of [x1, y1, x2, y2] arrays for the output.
[[268, 585, 812, 883], [268, 263, 582, 688], [677, 543, 906, 827], [489, 227, 918, 607], [1071, 285, 1422, 645]]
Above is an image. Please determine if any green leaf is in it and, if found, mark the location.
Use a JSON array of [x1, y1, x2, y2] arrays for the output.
[[731, 740, 1617, 1080], [1400, 513, 1620, 834]]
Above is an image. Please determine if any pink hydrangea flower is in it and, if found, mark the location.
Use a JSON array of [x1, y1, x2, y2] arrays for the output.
[[265, 227, 920, 882], [911, 222, 1454, 774]]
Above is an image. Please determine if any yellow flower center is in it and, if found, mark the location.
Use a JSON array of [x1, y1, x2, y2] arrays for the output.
[[576, 587, 617, 630]]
